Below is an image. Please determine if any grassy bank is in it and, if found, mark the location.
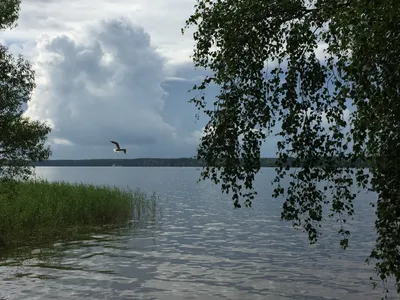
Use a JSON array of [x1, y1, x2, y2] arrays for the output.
[[0, 179, 159, 248]]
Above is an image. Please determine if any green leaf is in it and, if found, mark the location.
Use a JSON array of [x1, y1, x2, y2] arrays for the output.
[[184, 0, 400, 296], [1, 1, 52, 181]]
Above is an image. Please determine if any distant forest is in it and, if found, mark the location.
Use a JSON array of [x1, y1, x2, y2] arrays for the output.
[[31, 157, 370, 168]]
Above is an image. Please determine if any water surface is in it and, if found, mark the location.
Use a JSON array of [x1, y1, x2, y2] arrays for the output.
[[0, 167, 392, 299]]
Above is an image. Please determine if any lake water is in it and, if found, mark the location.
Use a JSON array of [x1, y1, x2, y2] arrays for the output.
[[0, 167, 396, 300]]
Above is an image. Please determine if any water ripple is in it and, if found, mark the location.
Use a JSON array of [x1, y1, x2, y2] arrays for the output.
[[0, 167, 396, 300]]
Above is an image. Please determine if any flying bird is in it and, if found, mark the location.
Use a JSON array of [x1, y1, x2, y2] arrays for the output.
[[110, 140, 127, 154]]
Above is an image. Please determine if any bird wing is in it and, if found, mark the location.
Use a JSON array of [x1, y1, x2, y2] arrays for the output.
[[110, 140, 120, 149]]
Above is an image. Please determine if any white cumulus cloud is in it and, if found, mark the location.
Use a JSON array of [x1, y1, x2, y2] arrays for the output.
[[2, 0, 197, 65], [23, 17, 194, 158]]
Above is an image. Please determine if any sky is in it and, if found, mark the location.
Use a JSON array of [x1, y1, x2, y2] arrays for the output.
[[1, 0, 351, 159]]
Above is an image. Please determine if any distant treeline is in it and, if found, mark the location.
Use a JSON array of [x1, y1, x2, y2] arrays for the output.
[[28, 157, 371, 168]]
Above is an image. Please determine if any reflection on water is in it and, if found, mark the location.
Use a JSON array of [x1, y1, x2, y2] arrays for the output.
[[0, 167, 395, 299]]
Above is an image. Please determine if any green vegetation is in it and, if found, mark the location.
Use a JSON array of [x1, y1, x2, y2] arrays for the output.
[[0, 179, 159, 248], [31, 157, 370, 168], [183, 0, 400, 296], [0, 1, 162, 251], [1, 0, 51, 181], [33, 158, 206, 167]]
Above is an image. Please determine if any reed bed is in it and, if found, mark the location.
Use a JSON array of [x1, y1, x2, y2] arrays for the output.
[[0, 179, 160, 248]]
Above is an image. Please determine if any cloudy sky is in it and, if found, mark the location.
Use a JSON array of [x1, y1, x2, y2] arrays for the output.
[[1, 0, 350, 159]]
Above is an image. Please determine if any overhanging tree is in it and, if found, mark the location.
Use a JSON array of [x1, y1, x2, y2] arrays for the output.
[[183, 0, 400, 296], [1, 0, 51, 181]]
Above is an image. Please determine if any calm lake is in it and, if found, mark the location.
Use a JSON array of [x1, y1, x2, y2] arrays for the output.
[[0, 167, 395, 299]]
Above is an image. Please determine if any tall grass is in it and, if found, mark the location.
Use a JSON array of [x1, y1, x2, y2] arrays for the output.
[[0, 179, 160, 248]]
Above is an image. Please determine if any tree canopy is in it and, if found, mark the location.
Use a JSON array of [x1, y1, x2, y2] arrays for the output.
[[1, 0, 51, 181], [183, 0, 400, 296]]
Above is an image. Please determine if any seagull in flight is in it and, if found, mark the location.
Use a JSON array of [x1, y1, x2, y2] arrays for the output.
[[110, 140, 127, 154]]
